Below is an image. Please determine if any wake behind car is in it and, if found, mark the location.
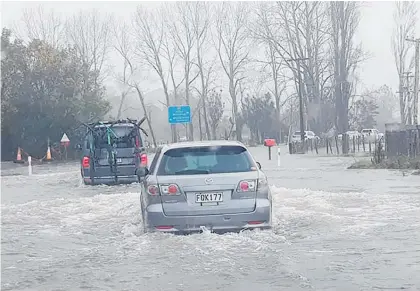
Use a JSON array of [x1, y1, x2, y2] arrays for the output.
[[79, 119, 148, 185], [138, 140, 272, 234]]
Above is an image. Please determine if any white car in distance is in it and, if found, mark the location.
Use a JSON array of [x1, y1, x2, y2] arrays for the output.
[[291, 131, 318, 143], [338, 130, 361, 140], [361, 128, 383, 142]]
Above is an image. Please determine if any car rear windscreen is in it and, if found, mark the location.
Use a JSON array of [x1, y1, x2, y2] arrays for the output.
[[157, 145, 256, 175]]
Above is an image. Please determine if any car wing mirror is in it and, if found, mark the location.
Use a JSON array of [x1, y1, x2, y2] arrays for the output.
[[256, 162, 262, 170], [136, 167, 149, 178]]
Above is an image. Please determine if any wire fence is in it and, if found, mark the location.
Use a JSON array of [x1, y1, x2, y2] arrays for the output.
[[288, 124, 420, 162], [288, 135, 384, 156]]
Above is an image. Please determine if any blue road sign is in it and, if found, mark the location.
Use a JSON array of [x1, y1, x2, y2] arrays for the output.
[[168, 105, 191, 124]]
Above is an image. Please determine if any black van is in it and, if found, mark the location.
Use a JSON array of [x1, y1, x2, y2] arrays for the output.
[[80, 119, 148, 185]]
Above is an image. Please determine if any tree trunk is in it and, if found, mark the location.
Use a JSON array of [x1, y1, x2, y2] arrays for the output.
[[202, 98, 211, 140], [211, 125, 217, 140], [134, 85, 157, 148], [399, 75, 406, 124], [197, 43, 211, 140], [116, 91, 127, 119], [158, 74, 176, 143], [229, 78, 242, 142], [198, 108, 203, 141]]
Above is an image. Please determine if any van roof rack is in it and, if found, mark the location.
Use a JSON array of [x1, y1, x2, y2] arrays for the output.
[[84, 117, 148, 137]]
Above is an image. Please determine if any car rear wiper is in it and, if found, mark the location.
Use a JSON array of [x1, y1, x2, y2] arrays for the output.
[[174, 169, 210, 175]]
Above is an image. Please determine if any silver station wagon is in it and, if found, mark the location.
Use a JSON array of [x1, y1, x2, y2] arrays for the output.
[[137, 140, 272, 234]]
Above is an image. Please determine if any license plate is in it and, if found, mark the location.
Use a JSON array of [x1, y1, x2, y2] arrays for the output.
[[116, 158, 122, 163], [196, 193, 223, 203]]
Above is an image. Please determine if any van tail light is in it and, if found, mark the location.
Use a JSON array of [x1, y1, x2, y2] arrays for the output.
[[135, 136, 140, 148], [160, 184, 181, 195], [82, 156, 90, 168], [236, 180, 256, 192], [139, 153, 147, 166], [147, 184, 159, 196]]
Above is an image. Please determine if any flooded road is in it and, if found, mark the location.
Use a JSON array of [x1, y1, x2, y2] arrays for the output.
[[2, 146, 420, 291]]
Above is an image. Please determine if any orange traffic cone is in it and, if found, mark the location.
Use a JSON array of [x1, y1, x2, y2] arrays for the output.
[[46, 146, 52, 161], [14, 147, 25, 164]]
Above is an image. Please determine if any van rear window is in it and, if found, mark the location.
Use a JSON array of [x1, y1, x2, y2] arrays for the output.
[[92, 125, 142, 148]]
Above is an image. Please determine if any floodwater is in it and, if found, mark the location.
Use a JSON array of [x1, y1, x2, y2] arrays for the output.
[[2, 146, 420, 291]]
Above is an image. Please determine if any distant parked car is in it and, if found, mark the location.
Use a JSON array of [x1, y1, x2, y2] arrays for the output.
[[338, 130, 361, 140], [291, 131, 319, 143], [361, 128, 383, 142]]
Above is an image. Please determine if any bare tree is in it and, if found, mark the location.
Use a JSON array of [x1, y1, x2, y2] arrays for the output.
[[133, 6, 177, 142], [161, 32, 184, 106], [252, 10, 289, 141], [65, 9, 113, 87], [254, 2, 333, 134], [215, 2, 250, 142], [112, 22, 133, 120], [391, 1, 418, 124], [113, 19, 157, 147], [330, 1, 364, 153], [165, 2, 199, 141], [189, 2, 212, 140], [207, 89, 225, 139], [18, 5, 65, 48]]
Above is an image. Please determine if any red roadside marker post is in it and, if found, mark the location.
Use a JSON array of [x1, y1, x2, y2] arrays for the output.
[[264, 139, 276, 160]]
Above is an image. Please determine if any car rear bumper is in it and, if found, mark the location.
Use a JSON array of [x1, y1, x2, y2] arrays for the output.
[[143, 198, 272, 234], [83, 175, 138, 185]]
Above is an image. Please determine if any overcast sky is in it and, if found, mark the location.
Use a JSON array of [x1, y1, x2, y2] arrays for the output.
[[2, 1, 420, 96]]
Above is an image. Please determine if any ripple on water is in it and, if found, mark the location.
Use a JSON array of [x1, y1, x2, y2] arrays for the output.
[[2, 185, 420, 290]]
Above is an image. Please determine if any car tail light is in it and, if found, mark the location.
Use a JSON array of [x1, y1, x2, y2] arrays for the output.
[[160, 184, 181, 195], [140, 153, 148, 166], [147, 185, 159, 196], [237, 180, 256, 192], [82, 156, 90, 168]]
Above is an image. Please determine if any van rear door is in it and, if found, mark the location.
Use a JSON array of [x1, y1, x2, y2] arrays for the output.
[[92, 124, 141, 178]]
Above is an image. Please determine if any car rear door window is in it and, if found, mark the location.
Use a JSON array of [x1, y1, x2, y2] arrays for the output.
[[148, 147, 162, 174], [157, 145, 255, 175]]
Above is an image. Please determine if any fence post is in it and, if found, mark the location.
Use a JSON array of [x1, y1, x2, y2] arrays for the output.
[[353, 136, 356, 153], [335, 136, 339, 155], [28, 156, 32, 176]]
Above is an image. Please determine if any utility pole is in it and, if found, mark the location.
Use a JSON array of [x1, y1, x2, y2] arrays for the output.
[[287, 57, 309, 144], [406, 38, 420, 124], [402, 71, 414, 124]]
